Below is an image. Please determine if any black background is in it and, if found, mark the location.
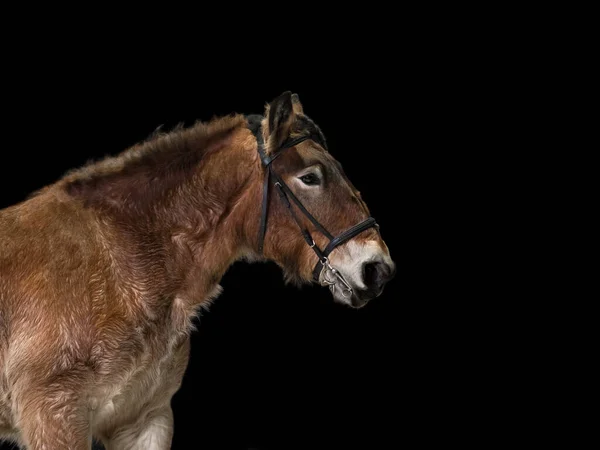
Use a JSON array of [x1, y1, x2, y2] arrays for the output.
[[0, 16, 511, 449]]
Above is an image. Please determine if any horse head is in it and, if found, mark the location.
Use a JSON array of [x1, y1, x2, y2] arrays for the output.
[[252, 91, 395, 308]]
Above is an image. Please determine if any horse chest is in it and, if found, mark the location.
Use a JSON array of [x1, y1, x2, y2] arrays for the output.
[[91, 334, 190, 432]]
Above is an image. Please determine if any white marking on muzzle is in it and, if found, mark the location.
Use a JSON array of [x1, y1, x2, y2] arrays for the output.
[[328, 240, 392, 292]]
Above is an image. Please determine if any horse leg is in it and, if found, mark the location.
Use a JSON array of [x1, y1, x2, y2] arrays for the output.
[[104, 405, 174, 450], [16, 379, 91, 450]]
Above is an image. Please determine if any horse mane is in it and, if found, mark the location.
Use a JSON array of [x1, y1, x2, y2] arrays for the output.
[[66, 114, 247, 184], [63, 114, 248, 210], [58, 107, 328, 213]]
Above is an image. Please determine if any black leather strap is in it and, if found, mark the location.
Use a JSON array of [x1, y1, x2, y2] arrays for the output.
[[312, 217, 378, 282], [322, 217, 378, 257], [273, 178, 329, 264], [254, 119, 270, 253], [272, 172, 334, 241], [281, 134, 312, 150], [257, 166, 271, 254]]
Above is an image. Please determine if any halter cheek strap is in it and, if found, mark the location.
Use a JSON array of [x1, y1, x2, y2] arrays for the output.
[[248, 115, 379, 297]]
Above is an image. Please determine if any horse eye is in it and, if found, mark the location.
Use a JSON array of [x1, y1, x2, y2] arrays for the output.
[[299, 173, 320, 186]]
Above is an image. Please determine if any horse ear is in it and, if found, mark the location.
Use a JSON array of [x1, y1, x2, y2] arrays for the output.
[[264, 91, 296, 152], [291, 93, 304, 115]]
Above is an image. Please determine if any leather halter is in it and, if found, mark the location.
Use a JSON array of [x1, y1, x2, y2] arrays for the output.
[[248, 115, 379, 298]]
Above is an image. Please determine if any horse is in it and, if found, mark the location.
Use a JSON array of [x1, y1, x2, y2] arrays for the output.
[[0, 91, 395, 449]]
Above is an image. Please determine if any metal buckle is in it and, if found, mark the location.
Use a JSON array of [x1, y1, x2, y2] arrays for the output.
[[318, 258, 353, 298]]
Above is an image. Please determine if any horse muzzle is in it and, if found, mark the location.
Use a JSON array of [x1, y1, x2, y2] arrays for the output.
[[319, 254, 396, 308]]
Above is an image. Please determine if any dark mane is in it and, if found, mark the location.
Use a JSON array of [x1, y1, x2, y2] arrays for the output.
[[293, 114, 328, 150], [63, 114, 248, 210]]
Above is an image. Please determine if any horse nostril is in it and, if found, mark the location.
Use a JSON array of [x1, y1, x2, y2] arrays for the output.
[[362, 260, 395, 291], [362, 261, 383, 289], [363, 262, 378, 287]]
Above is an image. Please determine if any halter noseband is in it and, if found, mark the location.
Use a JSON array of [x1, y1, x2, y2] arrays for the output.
[[248, 115, 379, 298]]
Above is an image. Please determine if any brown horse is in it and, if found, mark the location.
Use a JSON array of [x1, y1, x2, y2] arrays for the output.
[[0, 91, 395, 449]]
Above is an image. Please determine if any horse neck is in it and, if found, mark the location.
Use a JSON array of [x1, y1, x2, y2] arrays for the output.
[[166, 128, 263, 282], [63, 118, 265, 309], [115, 123, 263, 304]]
